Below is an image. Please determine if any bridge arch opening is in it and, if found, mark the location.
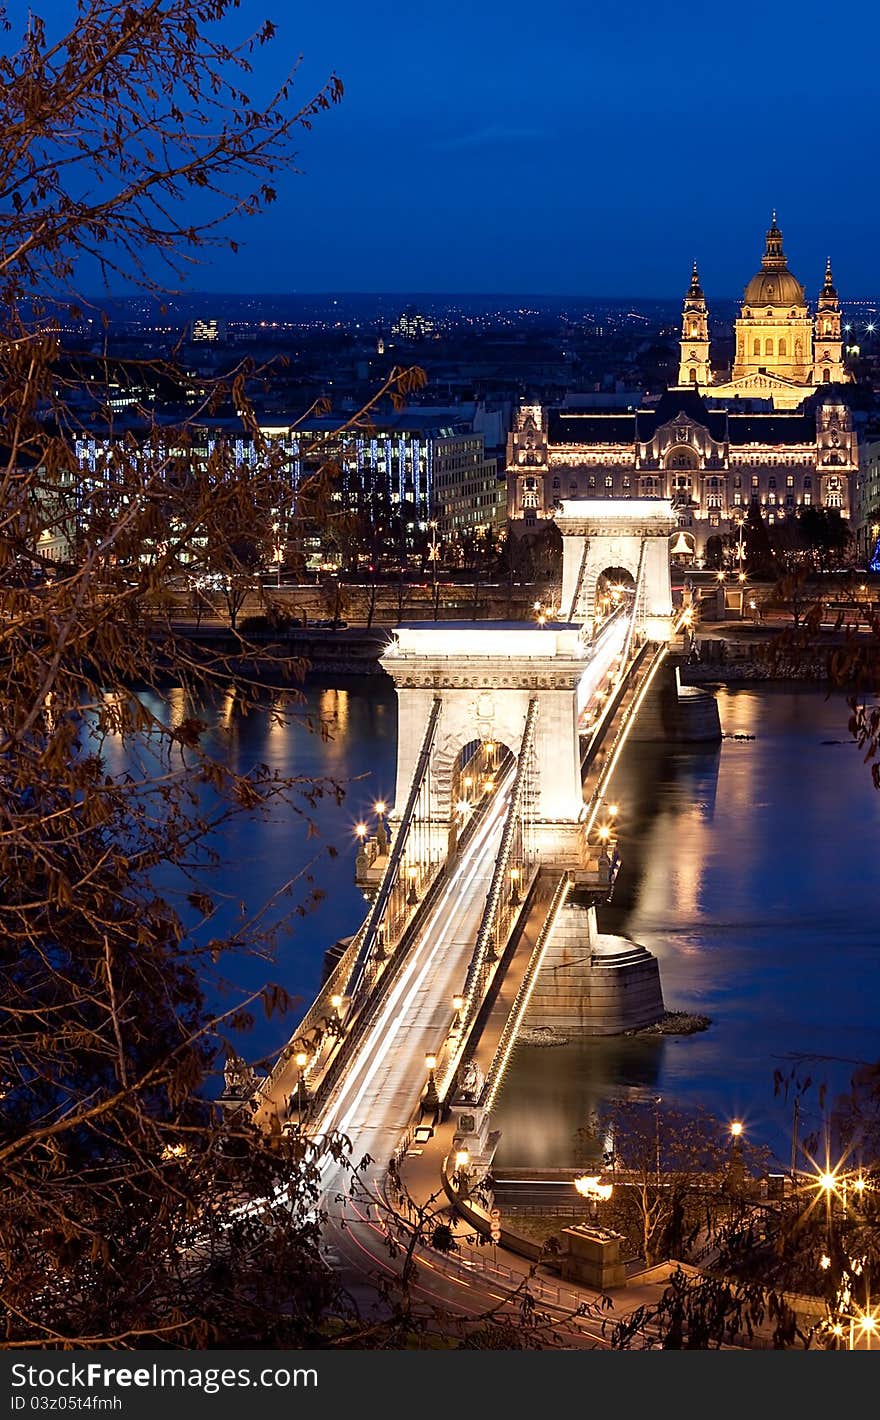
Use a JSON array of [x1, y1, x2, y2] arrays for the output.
[[450, 735, 516, 820], [595, 566, 636, 619]]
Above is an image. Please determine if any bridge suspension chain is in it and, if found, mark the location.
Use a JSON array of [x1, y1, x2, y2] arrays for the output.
[[439, 697, 539, 1098], [344, 695, 443, 1001]]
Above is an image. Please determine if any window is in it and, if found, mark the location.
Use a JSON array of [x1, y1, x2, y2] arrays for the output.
[[804, 491, 812, 506], [765, 338, 773, 356], [786, 475, 794, 487], [752, 475, 759, 487], [753, 339, 760, 356], [588, 475, 596, 490], [734, 491, 742, 506], [690, 368, 697, 383], [733, 475, 742, 488], [823, 369, 830, 382], [779, 339, 787, 357], [804, 477, 812, 489], [605, 475, 613, 488], [552, 477, 560, 490], [768, 477, 776, 489]]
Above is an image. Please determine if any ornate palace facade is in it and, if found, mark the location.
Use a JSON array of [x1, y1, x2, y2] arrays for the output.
[[507, 219, 856, 558]]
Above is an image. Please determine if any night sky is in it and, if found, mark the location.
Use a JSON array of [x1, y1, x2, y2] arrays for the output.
[[29, 0, 880, 296]]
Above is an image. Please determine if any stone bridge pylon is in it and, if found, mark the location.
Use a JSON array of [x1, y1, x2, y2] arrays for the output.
[[555, 497, 678, 638], [380, 622, 603, 878]]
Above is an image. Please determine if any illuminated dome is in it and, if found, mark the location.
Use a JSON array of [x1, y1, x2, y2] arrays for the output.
[[742, 214, 806, 309]]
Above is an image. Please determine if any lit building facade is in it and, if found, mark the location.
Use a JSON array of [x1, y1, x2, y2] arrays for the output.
[[677, 215, 849, 408], [507, 218, 857, 558], [506, 385, 856, 557], [74, 411, 503, 566], [855, 438, 880, 564]]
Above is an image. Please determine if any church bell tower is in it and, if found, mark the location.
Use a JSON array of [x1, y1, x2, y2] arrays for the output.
[[677, 261, 712, 388], [813, 257, 846, 385]]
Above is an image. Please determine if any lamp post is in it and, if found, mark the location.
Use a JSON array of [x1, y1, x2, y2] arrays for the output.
[[574, 1173, 613, 1224], [654, 1096, 662, 1187], [422, 1052, 440, 1123], [509, 866, 521, 906], [288, 1049, 309, 1123], [727, 1120, 745, 1195], [454, 1147, 471, 1195], [374, 800, 388, 855], [406, 863, 419, 905], [428, 520, 440, 620], [451, 993, 464, 1034]]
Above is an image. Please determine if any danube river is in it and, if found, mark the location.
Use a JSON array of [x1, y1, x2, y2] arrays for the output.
[[132, 675, 880, 1172]]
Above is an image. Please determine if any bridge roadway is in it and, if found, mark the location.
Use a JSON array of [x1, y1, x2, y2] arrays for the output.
[[278, 618, 647, 1339]]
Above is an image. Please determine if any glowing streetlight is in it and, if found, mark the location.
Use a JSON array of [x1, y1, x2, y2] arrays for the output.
[[355, 822, 367, 840], [574, 1173, 613, 1222], [509, 865, 521, 905], [406, 863, 419, 905], [421, 1051, 440, 1121]]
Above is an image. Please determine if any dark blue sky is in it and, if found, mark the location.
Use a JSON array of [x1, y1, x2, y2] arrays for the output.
[[31, 0, 880, 296]]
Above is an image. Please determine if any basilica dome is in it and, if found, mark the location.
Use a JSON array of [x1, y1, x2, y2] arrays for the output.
[[743, 267, 806, 308], [742, 215, 806, 310]]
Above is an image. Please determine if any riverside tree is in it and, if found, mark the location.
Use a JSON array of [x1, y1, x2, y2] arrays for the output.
[[0, 0, 437, 1349]]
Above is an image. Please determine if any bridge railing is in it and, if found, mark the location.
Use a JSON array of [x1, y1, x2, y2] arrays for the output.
[[581, 638, 670, 833], [291, 764, 506, 1123], [343, 695, 443, 1001], [450, 698, 539, 1072], [259, 697, 443, 1112], [478, 869, 572, 1113]]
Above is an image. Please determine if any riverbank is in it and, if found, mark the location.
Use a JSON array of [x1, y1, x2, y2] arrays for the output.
[[160, 615, 872, 685]]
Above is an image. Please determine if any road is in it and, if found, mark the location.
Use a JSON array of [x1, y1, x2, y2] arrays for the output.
[[291, 615, 638, 1341]]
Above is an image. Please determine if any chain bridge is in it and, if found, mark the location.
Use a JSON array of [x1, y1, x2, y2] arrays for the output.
[[248, 500, 720, 1223]]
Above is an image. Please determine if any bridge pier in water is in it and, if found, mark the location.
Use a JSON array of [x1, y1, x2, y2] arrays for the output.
[[522, 890, 665, 1037]]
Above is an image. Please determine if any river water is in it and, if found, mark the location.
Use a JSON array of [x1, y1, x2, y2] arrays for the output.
[[130, 676, 880, 1171]]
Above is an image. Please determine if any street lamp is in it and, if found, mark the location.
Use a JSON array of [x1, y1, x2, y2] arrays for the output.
[[574, 1173, 613, 1223], [422, 1052, 440, 1122], [454, 1147, 471, 1193], [428, 520, 440, 619], [374, 800, 388, 854], [509, 866, 521, 906], [288, 1049, 310, 1122], [406, 863, 419, 905], [451, 993, 464, 1033], [727, 1120, 745, 1194]]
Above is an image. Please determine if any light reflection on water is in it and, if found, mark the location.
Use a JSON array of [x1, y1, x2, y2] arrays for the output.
[[101, 677, 880, 1163], [491, 685, 880, 1170]]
